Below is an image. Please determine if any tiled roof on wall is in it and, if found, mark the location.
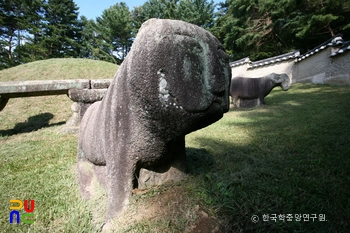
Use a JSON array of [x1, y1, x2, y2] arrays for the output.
[[249, 51, 300, 68], [229, 51, 300, 68], [229, 33, 349, 67], [230, 57, 251, 67], [331, 40, 350, 57], [296, 34, 344, 62]]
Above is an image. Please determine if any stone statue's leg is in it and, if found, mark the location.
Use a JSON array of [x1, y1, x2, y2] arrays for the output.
[[77, 160, 107, 200], [259, 96, 264, 105], [138, 136, 187, 189], [106, 159, 135, 219], [232, 96, 239, 107]]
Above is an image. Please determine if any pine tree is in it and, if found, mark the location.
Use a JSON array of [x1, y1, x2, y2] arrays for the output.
[[214, 0, 350, 61], [0, 0, 26, 68], [17, 0, 46, 63], [131, 0, 216, 30], [79, 16, 115, 63], [131, 0, 167, 30], [96, 2, 134, 64], [176, 0, 215, 29], [277, 0, 350, 52], [43, 0, 81, 58]]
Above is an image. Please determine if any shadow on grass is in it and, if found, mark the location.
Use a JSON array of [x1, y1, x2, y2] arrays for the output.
[[0, 112, 65, 136], [188, 84, 350, 232], [186, 147, 215, 175]]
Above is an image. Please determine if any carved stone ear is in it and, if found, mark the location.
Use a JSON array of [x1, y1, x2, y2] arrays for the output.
[[270, 73, 283, 84], [272, 73, 291, 90], [280, 74, 291, 90]]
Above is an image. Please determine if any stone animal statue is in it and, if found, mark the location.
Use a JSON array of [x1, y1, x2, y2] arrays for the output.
[[230, 73, 290, 107], [77, 18, 231, 220]]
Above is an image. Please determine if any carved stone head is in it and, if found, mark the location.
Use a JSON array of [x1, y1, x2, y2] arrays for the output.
[[269, 73, 291, 91], [124, 19, 231, 135]]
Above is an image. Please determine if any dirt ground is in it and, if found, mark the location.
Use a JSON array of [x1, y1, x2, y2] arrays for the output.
[[102, 184, 222, 233]]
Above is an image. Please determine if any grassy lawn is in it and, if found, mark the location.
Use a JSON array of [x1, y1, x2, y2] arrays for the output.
[[186, 84, 350, 232], [1, 75, 349, 232]]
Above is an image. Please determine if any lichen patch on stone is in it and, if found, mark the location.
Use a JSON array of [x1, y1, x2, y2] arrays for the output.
[[158, 69, 170, 105]]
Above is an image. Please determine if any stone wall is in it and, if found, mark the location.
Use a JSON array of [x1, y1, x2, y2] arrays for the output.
[[293, 48, 331, 84], [247, 58, 296, 82], [329, 52, 350, 85], [230, 52, 299, 83], [230, 35, 350, 85], [293, 44, 350, 85]]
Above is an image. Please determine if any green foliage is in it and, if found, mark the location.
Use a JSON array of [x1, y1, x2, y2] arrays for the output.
[[0, 0, 82, 69], [19, 0, 50, 62], [131, 0, 216, 30], [0, 0, 34, 68], [131, 0, 168, 29], [176, 0, 216, 29], [43, 0, 81, 58], [215, 0, 350, 61], [79, 17, 116, 63], [96, 2, 134, 64]]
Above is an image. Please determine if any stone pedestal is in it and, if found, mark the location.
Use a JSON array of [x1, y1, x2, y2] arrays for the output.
[[239, 98, 261, 108], [62, 79, 112, 133]]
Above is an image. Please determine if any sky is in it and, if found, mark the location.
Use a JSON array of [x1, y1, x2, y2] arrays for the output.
[[74, 0, 222, 20]]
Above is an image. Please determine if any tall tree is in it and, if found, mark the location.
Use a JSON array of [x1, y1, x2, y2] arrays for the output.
[[43, 0, 81, 58], [176, 0, 216, 29], [16, 0, 46, 63], [132, 0, 216, 30], [132, 0, 167, 29], [79, 16, 115, 63], [214, 0, 281, 61], [275, 0, 350, 52], [0, 0, 86, 69], [96, 2, 134, 64], [163, 0, 179, 19], [0, 0, 27, 68]]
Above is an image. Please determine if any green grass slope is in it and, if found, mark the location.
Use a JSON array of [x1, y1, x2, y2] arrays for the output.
[[0, 58, 119, 133], [0, 58, 118, 81]]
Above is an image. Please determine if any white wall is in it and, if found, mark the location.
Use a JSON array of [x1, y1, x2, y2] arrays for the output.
[[231, 46, 350, 85]]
